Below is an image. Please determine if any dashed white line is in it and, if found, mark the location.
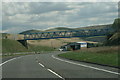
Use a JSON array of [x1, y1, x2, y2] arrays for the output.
[[0, 58, 17, 66], [47, 69, 65, 80], [39, 63, 45, 67], [38, 62, 65, 79], [52, 55, 120, 75]]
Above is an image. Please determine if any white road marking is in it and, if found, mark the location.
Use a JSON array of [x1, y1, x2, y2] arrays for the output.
[[0, 56, 25, 66], [0, 58, 17, 66], [47, 69, 65, 80], [52, 55, 120, 75], [39, 63, 45, 67]]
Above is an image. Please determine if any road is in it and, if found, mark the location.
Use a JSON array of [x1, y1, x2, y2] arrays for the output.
[[1, 52, 119, 80]]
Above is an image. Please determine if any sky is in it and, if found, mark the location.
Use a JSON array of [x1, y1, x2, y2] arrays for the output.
[[2, 1, 119, 33]]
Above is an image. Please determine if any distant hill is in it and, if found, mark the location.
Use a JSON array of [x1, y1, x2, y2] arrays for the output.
[[19, 29, 42, 34], [46, 24, 112, 31], [75, 24, 112, 30], [18, 24, 113, 43], [19, 24, 112, 34], [1, 33, 10, 36], [0, 33, 11, 39], [45, 27, 75, 31]]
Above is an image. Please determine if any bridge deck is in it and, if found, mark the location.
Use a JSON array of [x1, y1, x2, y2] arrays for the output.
[[21, 28, 112, 40]]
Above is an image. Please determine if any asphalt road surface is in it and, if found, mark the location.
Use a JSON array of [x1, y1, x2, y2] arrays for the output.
[[1, 52, 119, 80]]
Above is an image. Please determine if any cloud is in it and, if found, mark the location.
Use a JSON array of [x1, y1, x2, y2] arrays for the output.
[[2, 2, 73, 16], [29, 2, 73, 14], [2, 0, 119, 2], [2, 2, 118, 33], [67, 2, 118, 21]]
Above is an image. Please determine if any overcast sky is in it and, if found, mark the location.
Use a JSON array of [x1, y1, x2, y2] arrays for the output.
[[2, 2, 118, 33]]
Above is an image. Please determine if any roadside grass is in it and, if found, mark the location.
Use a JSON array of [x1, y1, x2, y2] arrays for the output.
[[1, 39, 55, 58], [2, 53, 32, 58], [28, 44, 55, 52], [0, 39, 2, 53], [58, 46, 119, 67], [2, 39, 29, 53]]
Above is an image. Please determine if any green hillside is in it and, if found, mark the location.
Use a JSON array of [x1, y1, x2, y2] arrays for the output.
[[2, 39, 29, 53], [2, 39, 55, 53], [108, 32, 120, 45], [0, 39, 1, 53], [105, 18, 120, 45], [112, 18, 120, 31]]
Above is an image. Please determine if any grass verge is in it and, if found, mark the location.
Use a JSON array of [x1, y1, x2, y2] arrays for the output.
[[28, 44, 55, 52], [2, 39, 29, 53], [1, 39, 55, 54], [2, 53, 32, 58], [58, 46, 119, 67]]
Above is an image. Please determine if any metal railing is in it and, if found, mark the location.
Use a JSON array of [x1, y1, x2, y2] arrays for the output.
[[22, 28, 112, 40]]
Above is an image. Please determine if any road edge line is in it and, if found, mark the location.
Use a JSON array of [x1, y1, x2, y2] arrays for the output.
[[0, 58, 17, 66], [52, 55, 120, 75]]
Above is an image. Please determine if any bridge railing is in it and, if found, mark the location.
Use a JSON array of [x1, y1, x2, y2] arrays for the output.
[[23, 28, 112, 40]]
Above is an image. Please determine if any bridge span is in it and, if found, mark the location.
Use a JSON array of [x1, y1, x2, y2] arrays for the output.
[[21, 28, 111, 40]]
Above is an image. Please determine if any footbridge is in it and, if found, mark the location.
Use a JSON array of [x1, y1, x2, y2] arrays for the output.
[[18, 28, 112, 48], [22, 28, 111, 40]]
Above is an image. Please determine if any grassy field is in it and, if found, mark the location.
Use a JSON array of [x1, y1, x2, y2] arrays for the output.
[[27, 38, 83, 48], [2, 39, 55, 54], [58, 46, 119, 67], [82, 36, 107, 43], [28, 44, 55, 52]]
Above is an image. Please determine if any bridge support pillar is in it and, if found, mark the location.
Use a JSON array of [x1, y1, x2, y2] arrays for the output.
[[17, 40, 28, 49]]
